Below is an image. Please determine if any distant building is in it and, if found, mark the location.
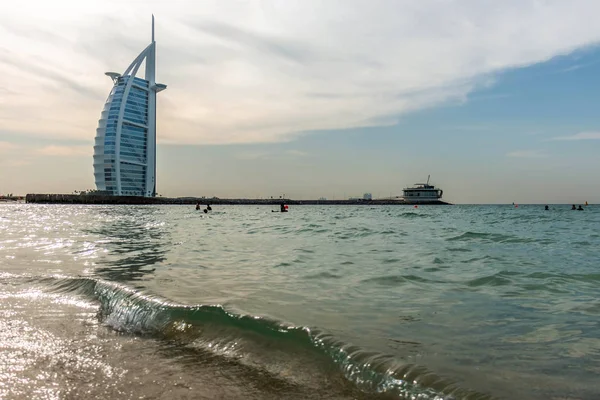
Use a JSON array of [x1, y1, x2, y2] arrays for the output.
[[349, 193, 372, 201], [93, 16, 167, 197]]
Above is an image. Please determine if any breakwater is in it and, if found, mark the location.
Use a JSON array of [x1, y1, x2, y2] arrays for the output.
[[25, 194, 451, 205]]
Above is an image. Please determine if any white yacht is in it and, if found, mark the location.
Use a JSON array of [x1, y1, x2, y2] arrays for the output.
[[402, 175, 445, 204]]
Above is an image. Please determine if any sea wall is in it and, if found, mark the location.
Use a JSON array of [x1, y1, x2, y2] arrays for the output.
[[25, 194, 451, 205]]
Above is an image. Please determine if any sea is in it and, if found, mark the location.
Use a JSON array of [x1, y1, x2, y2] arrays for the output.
[[0, 203, 598, 400]]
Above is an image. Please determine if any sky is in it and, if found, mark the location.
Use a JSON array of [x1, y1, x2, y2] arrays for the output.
[[1, 0, 600, 203]]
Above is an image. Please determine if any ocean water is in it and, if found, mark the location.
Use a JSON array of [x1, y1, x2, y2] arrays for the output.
[[0, 203, 599, 399]]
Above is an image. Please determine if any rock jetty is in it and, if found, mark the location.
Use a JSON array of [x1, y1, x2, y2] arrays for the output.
[[25, 194, 451, 205]]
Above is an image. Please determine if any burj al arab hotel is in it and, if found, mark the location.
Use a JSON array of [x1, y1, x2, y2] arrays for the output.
[[93, 16, 166, 197]]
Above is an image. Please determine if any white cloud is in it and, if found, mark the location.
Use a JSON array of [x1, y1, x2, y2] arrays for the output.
[[506, 150, 548, 158], [0, 141, 19, 153], [0, 142, 89, 157], [557, 59, 600, 73], [560, 64, 584, 73], [233, 151, 272, 161], [445, 124, 494, 132], [1, 0, 600, 145], [35, 145, 91, 157], [234, 149, 309, 160], [551, 131, 600, 141], [285, 150, 309, 157]]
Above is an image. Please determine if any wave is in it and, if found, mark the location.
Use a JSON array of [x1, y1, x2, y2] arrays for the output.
[[32, 275, 491, 399], [464, 270, 600, 292], [304, 271, 343, 279], [361, 274, 444, 286], [467, 274, 513, 287], [399, 212, 429, 219], [446, 232, 537, 244], [524, 272, 600, 284]]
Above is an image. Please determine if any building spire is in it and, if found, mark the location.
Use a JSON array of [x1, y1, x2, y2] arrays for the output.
[[152, 14, 155, 42]]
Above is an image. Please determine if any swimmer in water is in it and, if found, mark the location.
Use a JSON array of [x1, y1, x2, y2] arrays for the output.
[[196, 201, 200, 211], [207, 204, 212, 211], [203, 208, 208, 213], [545, 205, 549, 210], [571, 204, 577, 210], [578, 205, 584, 211]]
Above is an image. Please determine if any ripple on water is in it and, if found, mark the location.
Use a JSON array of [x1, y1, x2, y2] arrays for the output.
[[525, 272, 600, 284], [503, 324, 582, 344], [467, 274, 513, 288], [303, 272, 343, 280], [295, 248, 315, 254], [571, 302, 600, 315], [446, 247, 472, 252], [447, 231, 519, 243], [361, 275, 441, 286], [274, 262, 292, 268], [460, 255, 505, 264]]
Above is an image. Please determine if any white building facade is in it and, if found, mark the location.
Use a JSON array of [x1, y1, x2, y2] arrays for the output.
[[93, 16, 166, 197]]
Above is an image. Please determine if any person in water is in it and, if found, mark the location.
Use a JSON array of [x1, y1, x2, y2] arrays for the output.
[[207, 204, 212, 211], [196, 201, 200, 211], [572, 204, 577, 210], [280, 203, 287, 212], [578, 205, 584, 211], [545, 205, 549, 210], [203, 208, 208, 213]]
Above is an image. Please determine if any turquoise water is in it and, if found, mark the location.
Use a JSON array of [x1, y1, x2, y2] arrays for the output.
[[0, 204, 599, 399]]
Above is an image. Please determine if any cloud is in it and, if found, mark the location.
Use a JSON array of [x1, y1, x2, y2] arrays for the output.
[[560, 64, 585, 73], [446, 124, 494, 132], [557, 58, 600, 73], [468, 93, 512, 101], [234, 151, 272, 161], [0, 49, 103, 100], [2, 1, 600, 145], [0, 158, 31, 168], [551, 131, 600, 141], [0, 141, 19, 153], [506, 150, 548, 158], [0, 142, 88, 170], [285, 150, 309, 157], [186, 20, 315, 65], [34, 145, 91, 157], [234, 149, 309, 160]]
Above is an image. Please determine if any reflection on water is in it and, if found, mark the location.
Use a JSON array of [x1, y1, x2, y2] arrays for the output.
[[86, 207, 169, 281]]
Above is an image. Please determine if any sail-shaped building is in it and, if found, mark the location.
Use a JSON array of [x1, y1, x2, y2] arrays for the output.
[[93, 16, 166, 197]]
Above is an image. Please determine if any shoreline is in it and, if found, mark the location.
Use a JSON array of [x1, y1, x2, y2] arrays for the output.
[[24, 193, 451, 205]]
